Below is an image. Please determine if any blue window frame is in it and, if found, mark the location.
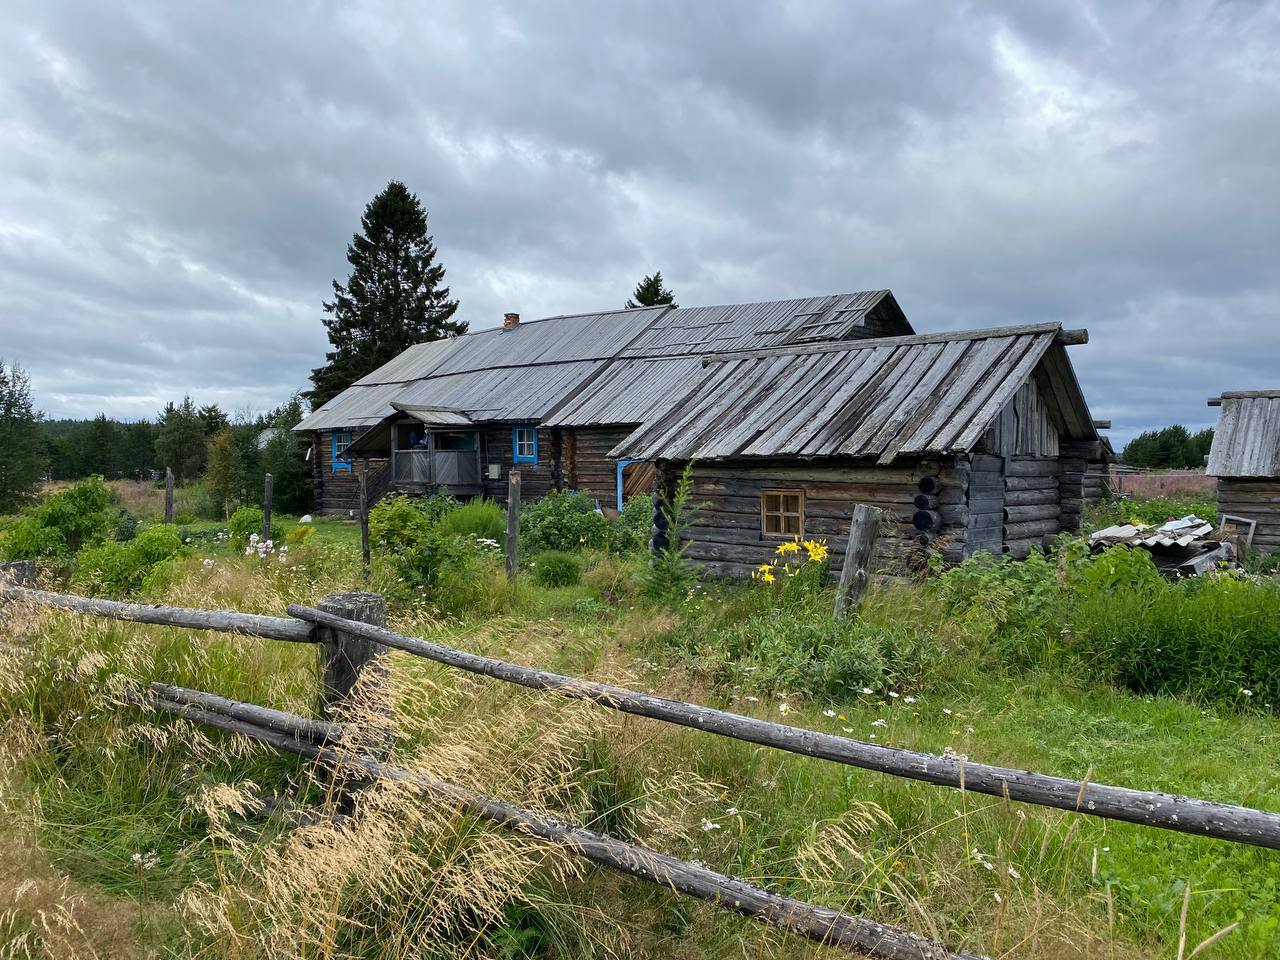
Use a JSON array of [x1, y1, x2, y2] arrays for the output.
[[512, 425, 538, 463], [331, 430, 353, 472], [615, 459, 635, 511]]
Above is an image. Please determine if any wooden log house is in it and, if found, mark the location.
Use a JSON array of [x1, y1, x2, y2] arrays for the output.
[[296, 290, 1101, 571], [1206, 391, 1280, 556]]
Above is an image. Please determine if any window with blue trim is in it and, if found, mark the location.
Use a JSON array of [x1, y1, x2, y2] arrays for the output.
[[331, 430, 353, 472], [512, 425, 538, 463]]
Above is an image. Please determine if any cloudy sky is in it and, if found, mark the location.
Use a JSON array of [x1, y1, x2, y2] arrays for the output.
[[2, 1, 1277, 443]]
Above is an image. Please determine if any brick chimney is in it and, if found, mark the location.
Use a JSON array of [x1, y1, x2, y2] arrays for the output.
[[503, 312, 520, 331]]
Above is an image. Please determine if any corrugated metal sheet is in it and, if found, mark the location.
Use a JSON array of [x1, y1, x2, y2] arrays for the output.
[[611, 325, 1078, 464], [297, 291, 911, 433], [1208, 392, 1280, 478]]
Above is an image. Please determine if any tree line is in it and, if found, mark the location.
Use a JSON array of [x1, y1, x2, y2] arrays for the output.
[[0, 358, 312, 516], [1119, 424, 1215, 470]]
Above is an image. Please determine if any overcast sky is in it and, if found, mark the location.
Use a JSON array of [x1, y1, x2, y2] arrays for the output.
[[2, 1, 1277, 444]]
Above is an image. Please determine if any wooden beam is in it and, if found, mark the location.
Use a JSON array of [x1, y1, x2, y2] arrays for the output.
[[148, 698, 976, 959], [286, 603, 1280, 850], [834, 504, 881, 619], [506, 470, 521, 581], [1, 586, 315, 642], [1054, 329, 1088, 346], [1091, 419, 1111, 430]]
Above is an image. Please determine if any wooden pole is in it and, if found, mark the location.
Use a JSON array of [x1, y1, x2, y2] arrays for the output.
[[289, 602, 1280, 850], [147, 699, 976, 960], [149, 682, 340, 744], [835, 504, 881, 618], [315, 591, 389, 811], [262, 472, 273, 543], [358, 469, 371, 582], [505, 469, 520, 581], [164, 467, 174, 524], [5, 584, 315, 641]]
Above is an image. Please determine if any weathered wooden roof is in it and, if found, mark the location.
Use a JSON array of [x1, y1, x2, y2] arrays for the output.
[[610, 324, 1097, 464], [296, 291, 913, 431], [1207, 391, 1280, 478]]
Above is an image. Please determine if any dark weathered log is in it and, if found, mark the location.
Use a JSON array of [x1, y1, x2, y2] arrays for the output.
[[1005, 459, 1060, 478], [287, 603, 1280, 849], [317, 592, 388, 722], [1059, 441, 1103, 459], [262, 473, 274, 544], [150, 682, 340, 743], [938, 505, 968, 526], [917, 475, 942, 495], [1092, 419, 1111, 429], [5, 586, 314, 642], [1003, 519, 1060, 540], [911, 510, 940, 531], [1003, 505, 1060, 523], [1055, 328, 1088, 346], [151, 701, 974, 960], [506, 470, 521, 581], [835, 504, 881, 619], [1005, 476, 1059, 492], [1003, 489, 1058, 507], [164, 467, 175, 525], [913, 494, 938, 510], [969, 454, 1004, 472]]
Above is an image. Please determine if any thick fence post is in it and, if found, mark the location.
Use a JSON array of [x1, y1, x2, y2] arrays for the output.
[[164, 467, 175, 524], [0, 561, 35, 587], [506, 470, 520, 581], [358, 469, 371, 581], [262, 473, 273, 543], [834, 504, 881, 619]]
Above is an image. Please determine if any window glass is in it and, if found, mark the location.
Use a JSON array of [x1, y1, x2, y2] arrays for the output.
[[761, 489, 803, 537], [513, 425, 538, 463]]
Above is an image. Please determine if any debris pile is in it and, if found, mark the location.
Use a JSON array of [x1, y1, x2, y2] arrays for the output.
[[1089, 515, 1236, 577]]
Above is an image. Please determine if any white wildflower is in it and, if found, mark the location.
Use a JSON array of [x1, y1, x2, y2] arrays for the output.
[[778, 703, 791, 715], [903, 695, 917, 704], [871, 719, 887, 728], [888, 691, 900, 699], [822, 709, 837, 718], [700, 819, 721, 832], [860, 687, 874, 695]]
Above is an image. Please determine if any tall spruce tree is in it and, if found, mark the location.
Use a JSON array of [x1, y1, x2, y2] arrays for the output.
[[155, 397, 207, 482], [308, 181, 464, 408], [626, 271, 676, 309], [0, 359, 46, 512]]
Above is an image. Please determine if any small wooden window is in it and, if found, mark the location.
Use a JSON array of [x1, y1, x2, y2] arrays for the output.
[[761, 489, 804, 538]]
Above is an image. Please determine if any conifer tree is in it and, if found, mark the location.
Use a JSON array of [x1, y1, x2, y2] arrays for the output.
[[0, 359, 46, 512], [155, 397, 207, 482], [205, 428, 244, 519], [626, 271, 676, 308], [308, 181, 464, 408]]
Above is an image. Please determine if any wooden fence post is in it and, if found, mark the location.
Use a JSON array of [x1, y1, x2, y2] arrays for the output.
[[834, 504, 881, 619], [164, 467, 174, 524], [262, 473, 273, 543], [0, 561, 35, 587], [506, 470, 520, 581], [358, 469, 371, 581]]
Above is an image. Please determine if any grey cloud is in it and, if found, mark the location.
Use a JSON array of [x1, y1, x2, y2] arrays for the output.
[[0, 0, 1277, 443]]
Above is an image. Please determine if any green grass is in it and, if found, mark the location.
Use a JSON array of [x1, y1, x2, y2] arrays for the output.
[[2, 498, 1279, 958]]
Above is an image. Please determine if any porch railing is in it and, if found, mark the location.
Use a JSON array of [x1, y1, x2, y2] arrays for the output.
[[392, 449, 480, 486]]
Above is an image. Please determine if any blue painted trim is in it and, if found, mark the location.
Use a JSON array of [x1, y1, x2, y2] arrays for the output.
[[615, 459, 636, 511], [512, 424, 538, 463], [331, 430, 352, 472]]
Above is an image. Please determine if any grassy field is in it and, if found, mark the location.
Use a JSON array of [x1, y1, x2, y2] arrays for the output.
[[1, 484, 1278, 959]]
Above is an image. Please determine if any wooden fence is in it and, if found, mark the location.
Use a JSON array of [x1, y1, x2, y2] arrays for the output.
[[4, 572, 1280, 958]]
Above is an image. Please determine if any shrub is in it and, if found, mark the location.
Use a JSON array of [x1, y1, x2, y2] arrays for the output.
[[437, 498, 505, 544], [172, 511, 198, 525], [532, 551, 581, 588], [368, 494, 437, 557], [645, 463, 701, 599], [609, 494, 653, 555], [228, 506, 282, 549], [520, 491, 608, 553], [285, 524, 315, 547], [2, 477, 115, 561], [72, 525, 184, 598], [688, 608, 941, 700], [113, 509, 139, 542]]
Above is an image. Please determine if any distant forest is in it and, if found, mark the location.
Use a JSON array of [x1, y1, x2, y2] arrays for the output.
[[1120, 424, 1214, 470]]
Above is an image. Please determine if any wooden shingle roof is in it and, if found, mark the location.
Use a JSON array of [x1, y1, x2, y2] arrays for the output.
[[1207, 391, 1280, 478]]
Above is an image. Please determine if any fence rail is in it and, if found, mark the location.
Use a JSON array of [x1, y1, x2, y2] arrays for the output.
[[6, 577, 1280, 957]]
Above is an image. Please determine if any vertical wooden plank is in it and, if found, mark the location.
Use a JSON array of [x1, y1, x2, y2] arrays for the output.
[[358, 469, 371, 582], [262, 473, 273, 543], [164, 467, 174, 524], [834, 504, 882, 618], [506, 470, 521, 581]]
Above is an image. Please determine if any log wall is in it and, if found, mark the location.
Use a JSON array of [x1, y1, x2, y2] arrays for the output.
[[480, 426, 556, 505], [681, 459, 969, 578], [566, 426, 635, 507], [1217, 478, 1280, 556], [1002, 456, 1063, 558], [314, 428, 373, 514]]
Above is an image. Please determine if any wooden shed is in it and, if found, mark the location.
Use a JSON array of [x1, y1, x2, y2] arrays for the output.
[[611, 324, 1100, 575], [1206, 391, 1280, 556]]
